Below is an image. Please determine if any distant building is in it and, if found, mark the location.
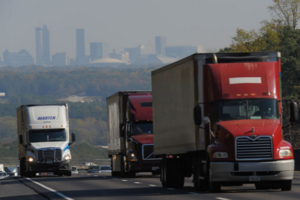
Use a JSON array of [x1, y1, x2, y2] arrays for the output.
[[109, 50, 129, 63], [90, 57, 128, 67], [35, 25, 51, 65], [52, 52, 67, 66], [35, 27, 43, 65], [42, 25, 50, 64], [124, 45, 146, 63], [76, 29, 87, 65], [166, 46, 200, 58], [90, 42, 109, 61], [2, 49, 34, 66], [155, 36, 166, 54]]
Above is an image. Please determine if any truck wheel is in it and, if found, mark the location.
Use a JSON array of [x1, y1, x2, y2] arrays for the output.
[[20, 159, 26, 177], [281, 180, 292, 191], [255, 182, 270, 190], [64, 170, 72, 176], [193, 155, 209, 191], [161, 158, 168, 188], [161, 157, 184, 188], [209, 165, 221, 192]]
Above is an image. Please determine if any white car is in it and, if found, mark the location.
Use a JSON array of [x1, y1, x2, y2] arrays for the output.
[[71, 166, 79, 175], [99, 166, 112, 173], [0, 171, 9, 179]]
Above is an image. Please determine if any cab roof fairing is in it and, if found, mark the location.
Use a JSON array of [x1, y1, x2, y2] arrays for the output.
[[128, 94, 153, 121], [26, 106, 68, 129], [207, 62, 280, 101]]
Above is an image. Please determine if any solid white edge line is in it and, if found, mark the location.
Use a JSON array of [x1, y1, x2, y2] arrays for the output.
[[216, 197, 231, 200], [149, 184, 156, 187], [26, 178, 74, 200]]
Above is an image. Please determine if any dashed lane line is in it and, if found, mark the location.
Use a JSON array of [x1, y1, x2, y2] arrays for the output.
[[216, 197, 231, 200], [26, 178, 74, 200], [149, 184, 156, 187], [122, 180, 128, 182]]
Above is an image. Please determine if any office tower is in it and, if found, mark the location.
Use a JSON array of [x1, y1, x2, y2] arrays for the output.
[[42, 25, 50, 64], [52, 52, 67, 66], [35, 27, 43, 65], [155, 36, 166, 54], [90, 42, 109, 61], [76, 29, 85, 61]]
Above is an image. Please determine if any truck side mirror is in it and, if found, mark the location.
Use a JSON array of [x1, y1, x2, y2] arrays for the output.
[[290, 101, 298, 123], [19, 135, 23, 145], [69, 133, 76, 145], [72, 133, 76, 142], [194, 105, 202, 125], [120, 123, 126, 137]]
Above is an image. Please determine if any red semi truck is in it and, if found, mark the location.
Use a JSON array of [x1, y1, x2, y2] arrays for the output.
[[151, 52, 298, 191], [107, 91, 161, 177]]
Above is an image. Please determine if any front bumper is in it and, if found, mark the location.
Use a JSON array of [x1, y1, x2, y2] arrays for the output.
[[210, 159, 294, 183], [27, 161, 70, 172]]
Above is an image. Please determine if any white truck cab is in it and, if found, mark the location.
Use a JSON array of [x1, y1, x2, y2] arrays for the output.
[[17, 104, 75, 177]]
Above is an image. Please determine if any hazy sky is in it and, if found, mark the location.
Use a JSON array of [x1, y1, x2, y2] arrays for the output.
[[0, 0, 274, 61]]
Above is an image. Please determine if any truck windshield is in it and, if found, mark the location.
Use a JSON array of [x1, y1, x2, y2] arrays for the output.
[[29, 129, 66, 142], [216, 99, 279, 121], [131, 123, 153, 135]]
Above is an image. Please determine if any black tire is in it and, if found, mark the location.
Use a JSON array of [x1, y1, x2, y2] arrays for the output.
[[209, 163, 221, 192], [193, 156, 209, 191], [65, 170, 72, 176], [281, 180, 292, 191], [161, 157, 184, 188], [20, 159, 26, 177]]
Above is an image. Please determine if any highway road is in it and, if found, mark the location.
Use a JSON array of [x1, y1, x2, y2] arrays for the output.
[[1, 172, 300, 200]]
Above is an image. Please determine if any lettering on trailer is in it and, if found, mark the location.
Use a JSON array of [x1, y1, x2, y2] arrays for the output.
[[229, 77, 262, 84], [38, 116, 56, 120]]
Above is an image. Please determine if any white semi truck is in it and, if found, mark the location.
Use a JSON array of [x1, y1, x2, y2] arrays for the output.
[[17, 104, 76, 177]]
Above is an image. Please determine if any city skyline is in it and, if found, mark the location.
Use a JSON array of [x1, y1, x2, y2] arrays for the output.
[[0, 0, 273, 61]]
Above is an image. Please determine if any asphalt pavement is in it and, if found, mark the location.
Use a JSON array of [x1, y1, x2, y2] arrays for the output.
[[1, 172, 300, 200]]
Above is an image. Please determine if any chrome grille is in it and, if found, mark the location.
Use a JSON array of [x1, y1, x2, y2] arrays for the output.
[[142, 144, 158, 160], [37, 149, 62, 163], [236, 136, 273, 160], [55, 149, 62, 161]]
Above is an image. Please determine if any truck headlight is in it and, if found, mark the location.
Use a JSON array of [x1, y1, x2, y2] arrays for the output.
[[212, 152, 228, 158], [279, 150, 292, 157], [64, 155, 71, 160], [130, 153, 137, 161], [28, 156, 34, 162]]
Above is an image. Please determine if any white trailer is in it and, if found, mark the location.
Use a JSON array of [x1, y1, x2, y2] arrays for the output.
[[17, 104, 76, 177]]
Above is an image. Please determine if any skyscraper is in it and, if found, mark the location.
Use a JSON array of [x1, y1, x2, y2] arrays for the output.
[[35, 27, 42, 65], [90, 42, 108, 61], [42, 25, 50, 64], [76, 29, 85, 62], [155, 36, 166, 54]]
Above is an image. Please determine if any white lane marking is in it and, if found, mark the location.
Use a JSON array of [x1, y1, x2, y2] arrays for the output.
[[134, 182, 141, 184], [122, 180, 128, 182], [94, 175, 98, 177], [149, 184, 156, 187], [216, 198, 231, 200], [189, 192, 199, 195], [26, 178, 74, 200], [167, 188, 174, 190]]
